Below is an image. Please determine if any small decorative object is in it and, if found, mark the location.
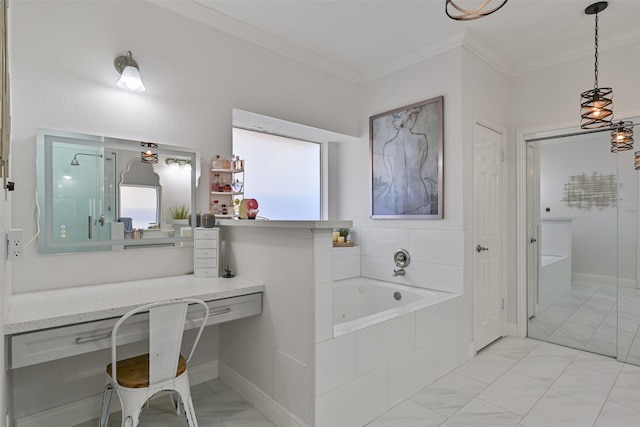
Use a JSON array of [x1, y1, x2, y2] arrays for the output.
[[202, 213, 216, 228], [333, 228, 354, 247], [223, 265, 235, 278], [370, 96, 444, 219], [240, 198, 259, 219], [169, 203, 190, 226], [188, 212, 201, 227]]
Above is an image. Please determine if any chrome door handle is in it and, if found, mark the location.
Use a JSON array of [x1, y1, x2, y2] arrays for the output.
[[476, 245, 489, 252], [530, 237, 537, 243]]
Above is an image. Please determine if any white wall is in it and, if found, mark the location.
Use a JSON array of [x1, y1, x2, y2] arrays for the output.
[[539, 134, 638, 282], [8, 0, 360, 420], [9, 0, 361, 293]]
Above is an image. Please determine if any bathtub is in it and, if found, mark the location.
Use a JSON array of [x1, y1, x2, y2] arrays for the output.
[[333, 277, 458, 337]]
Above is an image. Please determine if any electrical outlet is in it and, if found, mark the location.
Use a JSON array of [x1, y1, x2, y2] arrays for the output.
[[7, 229, 23, 260]]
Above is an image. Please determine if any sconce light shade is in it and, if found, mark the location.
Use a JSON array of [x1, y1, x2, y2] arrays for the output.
[[114, 51, 146, 92], [445, 0, 508, 21], [165, 158, 192, 168], [140, 142, 158, 164], [610, 121, 634, 153]]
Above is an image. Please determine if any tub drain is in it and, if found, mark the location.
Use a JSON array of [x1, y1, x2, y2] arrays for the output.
[[393, 291, 402, 301]]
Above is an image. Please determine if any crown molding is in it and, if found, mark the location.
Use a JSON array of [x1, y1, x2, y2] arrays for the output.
[[150, 0, 363, 83]]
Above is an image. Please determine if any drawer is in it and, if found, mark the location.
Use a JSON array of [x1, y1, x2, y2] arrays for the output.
[[194, 228, 218, 239], [195, 248, 217, 259], [195, 267, 218, 278], [195, 239, 217, 249], [195, 258, 217, 268], [8, 293, 262, 369]]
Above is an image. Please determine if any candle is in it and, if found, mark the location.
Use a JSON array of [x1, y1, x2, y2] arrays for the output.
[[338, 236, 345, 243], [333, 231, 339, 242]]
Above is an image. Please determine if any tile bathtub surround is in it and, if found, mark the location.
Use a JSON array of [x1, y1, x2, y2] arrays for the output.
[[357, 227, 464, 294], [332, 246, 361, 281], [315, 294, 471, 427]]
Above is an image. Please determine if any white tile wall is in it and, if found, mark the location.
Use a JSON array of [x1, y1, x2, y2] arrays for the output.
[[316, 332, 357, 396], [437, 326, 472, 377], [356, 313, 416, 375], [332, 246, 361, 281], [315, 296, 470, 427], [389, 341, 439, 407], [315, 282, 333, 344], [357, 227, 465, 294], [274, 350, 308, 423], [316, 365, 389, 427]]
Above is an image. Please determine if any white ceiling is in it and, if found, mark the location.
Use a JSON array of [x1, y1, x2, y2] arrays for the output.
[[154, 0, 640, 83]]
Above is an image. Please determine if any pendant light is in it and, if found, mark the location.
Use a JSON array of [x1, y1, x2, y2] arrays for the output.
[[580, 2, 613, 129], [445, 0, 508, 21], [610, 121, 634, 153], [140, 142, 158, 164]]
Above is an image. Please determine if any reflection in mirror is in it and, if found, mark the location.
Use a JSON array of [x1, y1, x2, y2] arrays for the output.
[[119, 159, 161, 230], [37, 129, 199, 254]]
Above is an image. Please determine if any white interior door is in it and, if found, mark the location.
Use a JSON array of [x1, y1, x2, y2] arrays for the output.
[[473, 123, 504, 351]]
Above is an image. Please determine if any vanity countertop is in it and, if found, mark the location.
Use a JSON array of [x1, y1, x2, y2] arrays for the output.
[[5, 274, 264, 335], [217, 219, 352, 229]]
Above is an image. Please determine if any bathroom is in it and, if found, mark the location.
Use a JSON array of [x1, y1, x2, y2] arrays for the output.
[[1, 1, 640, 427]]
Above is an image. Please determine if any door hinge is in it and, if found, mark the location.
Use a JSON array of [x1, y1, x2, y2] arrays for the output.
[[501, 298, 505, 310], [501, 151, 505, 162]]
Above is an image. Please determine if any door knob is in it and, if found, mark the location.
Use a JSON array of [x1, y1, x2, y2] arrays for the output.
[[476, 244, 489, 252], [530, 237, 537, 243]]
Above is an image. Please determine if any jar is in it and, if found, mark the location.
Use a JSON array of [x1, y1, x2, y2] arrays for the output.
[[211, 200, 220, 214], [211, 155, 223, 169]]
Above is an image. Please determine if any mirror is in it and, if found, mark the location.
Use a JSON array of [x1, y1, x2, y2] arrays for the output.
[[37, 129, 200, 254]]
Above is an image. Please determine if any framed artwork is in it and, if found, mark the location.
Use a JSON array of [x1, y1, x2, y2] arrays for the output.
[[370, 96, 444, 219]]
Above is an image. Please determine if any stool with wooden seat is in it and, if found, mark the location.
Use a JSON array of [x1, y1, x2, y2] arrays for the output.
[[99, 298, 209, 427]]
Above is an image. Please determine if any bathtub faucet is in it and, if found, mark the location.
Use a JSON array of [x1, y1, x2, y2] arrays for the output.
[[393, 268, 405, 277]]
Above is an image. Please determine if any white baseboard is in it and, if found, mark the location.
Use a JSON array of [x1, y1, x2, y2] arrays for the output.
[[572, 273, 636, 288], [15, 360, 219, 427], [220, 361, 309, 427]]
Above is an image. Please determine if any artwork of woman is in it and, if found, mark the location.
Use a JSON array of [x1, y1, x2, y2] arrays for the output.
[[373, 106, 438, 215]]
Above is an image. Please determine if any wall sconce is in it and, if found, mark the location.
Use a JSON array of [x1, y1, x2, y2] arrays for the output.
[[445, 0, 508, 21], [580, 2, 613, 129], [610, 121, 634, 153], [114, 51, 146, 92], [140, 142, 158, 164], [165, 158, 192, 168]]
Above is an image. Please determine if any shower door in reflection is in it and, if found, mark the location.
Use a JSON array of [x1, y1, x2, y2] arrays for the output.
[[40, 135, 115, 253]]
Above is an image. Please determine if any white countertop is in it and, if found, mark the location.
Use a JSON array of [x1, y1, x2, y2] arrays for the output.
[[217, 219, 352, 229], [5, 274, 264, 335]]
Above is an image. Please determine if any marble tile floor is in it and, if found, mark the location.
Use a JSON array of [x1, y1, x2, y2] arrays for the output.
[[74, 378, 276, 427], [367, 338, 640, 427], [75, 337, 640, 427], [529, 280, 640, 362]]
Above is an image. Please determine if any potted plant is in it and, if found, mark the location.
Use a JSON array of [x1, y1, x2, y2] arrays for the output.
[[168, 203, 190, 226]]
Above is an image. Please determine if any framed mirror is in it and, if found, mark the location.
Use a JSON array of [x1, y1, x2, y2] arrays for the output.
[[36, 129, 199, 254]]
